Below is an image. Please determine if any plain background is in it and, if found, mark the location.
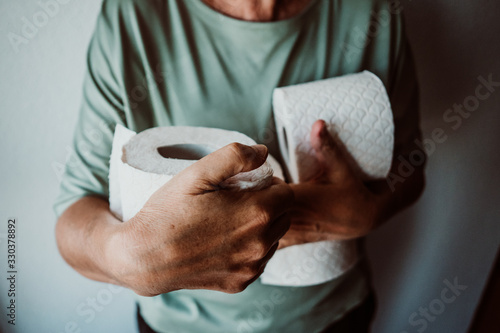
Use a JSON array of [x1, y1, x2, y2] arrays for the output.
[[0, 0, 499, 332]]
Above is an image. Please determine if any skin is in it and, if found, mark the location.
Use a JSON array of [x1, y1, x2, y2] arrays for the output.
[[279, 120, 425, 249], [57, 143, 294, 296], [202, 0, 314, 21], [56, 0, 425, 296]]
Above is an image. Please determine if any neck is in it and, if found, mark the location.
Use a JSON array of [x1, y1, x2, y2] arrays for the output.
[[201, 0, 312, 22]]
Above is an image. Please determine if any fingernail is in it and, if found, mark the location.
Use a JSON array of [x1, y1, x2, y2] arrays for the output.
[[252, 144, 268, 160]]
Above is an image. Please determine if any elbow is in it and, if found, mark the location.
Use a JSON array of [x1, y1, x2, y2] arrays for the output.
[[55, 205, 81, 271], [55, 213, 71, 266]]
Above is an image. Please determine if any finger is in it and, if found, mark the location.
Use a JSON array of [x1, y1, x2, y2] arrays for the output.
[[174, 143, 268, 192], [288, 218, 321, 232], [277, 229, 310, 249], [252, 178, 295, 221], [281, 229, 336, 246], [260, 242, 279, 267], [245, 242, 280, 285], [310, 120, 355, 183]]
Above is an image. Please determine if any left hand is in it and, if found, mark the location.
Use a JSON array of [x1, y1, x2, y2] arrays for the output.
[[278, 120, 386, 249]]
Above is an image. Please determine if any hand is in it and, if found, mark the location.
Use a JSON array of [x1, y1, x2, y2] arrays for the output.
[[109, 143, 294, 296], [279, 120, 385, 249]]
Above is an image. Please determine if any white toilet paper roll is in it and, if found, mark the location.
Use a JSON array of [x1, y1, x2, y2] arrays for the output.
[[260, 71, 394, 287], [273, 70, 394, 183], [109, 124, 278, 222]]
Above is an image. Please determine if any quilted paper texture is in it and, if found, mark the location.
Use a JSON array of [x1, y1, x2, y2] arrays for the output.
[[273, 71, 394, 183]]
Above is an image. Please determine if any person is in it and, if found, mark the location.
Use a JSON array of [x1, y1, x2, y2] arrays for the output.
[[54, 0, 425, 332]]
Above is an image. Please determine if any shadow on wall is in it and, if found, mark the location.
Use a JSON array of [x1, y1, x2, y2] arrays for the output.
[[366, 0, 500, 332]]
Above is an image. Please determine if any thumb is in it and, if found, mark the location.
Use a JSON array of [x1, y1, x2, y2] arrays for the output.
[[174, 142, 268, 192], [310, 120, 355, 183]]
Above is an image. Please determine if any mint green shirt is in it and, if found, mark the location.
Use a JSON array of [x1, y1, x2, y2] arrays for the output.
[[55, 0, 421, 331]]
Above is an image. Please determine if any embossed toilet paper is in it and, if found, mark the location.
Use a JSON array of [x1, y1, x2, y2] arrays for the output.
[[260, 71, 394, 286], [109, 125, 276, 222]]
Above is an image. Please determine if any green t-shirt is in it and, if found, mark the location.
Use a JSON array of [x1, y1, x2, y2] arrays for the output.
[[55, 0, 421, 331]]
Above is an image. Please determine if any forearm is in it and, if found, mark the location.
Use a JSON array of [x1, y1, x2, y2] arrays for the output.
[[54, 144, 293, 296], [55, 196, 124, 285]]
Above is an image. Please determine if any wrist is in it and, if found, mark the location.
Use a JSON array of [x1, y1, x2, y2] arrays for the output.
[[105, 212, 178, 295], [101, 218, 134, 286]]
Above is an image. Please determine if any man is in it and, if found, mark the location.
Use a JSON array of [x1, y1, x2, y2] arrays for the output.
[[55, 0, 425, 332]]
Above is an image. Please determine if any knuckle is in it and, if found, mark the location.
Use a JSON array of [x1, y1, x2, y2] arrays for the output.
[[223, 262, 265, 293], [252, 239, 270, 259], [226, 142, 249, 164], [223, 279, 248, 294], [226, 142, 262, 166], [252, 206, 272, 226], [231, 263, 255, 278], [227, 142, 244, 152]]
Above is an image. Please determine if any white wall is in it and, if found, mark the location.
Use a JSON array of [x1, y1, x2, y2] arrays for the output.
[[0, 1, 136, 332], [0, 1, 498, 333], [367, 1, 500, 332]]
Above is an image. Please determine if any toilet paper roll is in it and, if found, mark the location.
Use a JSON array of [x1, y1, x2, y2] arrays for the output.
[[261, 240, 360, 286], [260, 71, 394, 287], [273, 70, 394, 183], [109, 124, 278, 222]]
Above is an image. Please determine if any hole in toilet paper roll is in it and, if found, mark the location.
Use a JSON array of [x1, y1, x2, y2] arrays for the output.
[[157, 144, 215, 160], [281, 127, 290, 163]]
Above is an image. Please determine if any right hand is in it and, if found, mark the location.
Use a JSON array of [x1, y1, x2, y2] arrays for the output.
[[109, 143, 294, 296]]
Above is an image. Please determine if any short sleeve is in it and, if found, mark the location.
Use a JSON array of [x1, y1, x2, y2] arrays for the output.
[[386, 13, 423, 158], [53, 1, 126, 217]]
